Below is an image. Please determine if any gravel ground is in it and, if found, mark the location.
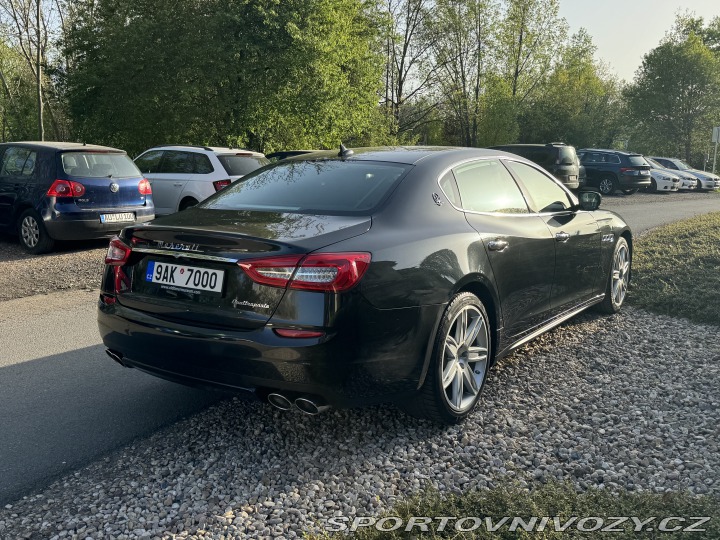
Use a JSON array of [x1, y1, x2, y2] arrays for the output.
[[0, 235, 106, 301], [0, 307, 718, 539]]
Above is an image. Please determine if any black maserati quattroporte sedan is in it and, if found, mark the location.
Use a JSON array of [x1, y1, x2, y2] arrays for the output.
[[98, 146, 632, 423]]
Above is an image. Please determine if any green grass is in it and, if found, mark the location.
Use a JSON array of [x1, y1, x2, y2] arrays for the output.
[[311, 481, 719, 539], [629, 211, 720, 325]]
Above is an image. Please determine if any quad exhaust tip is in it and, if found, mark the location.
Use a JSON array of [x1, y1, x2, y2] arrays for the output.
[[266, 393, 329, 414], [267, 393, 294, 411]]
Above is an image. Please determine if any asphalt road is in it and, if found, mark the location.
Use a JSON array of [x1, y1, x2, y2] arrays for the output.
[[0, 193, 717, 505], [0, 290, 224, 504], [601, 192, 720, 233]]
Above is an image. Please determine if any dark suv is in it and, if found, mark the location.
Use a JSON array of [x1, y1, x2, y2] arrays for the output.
[[487, 143, 581, 189], [577, 149, 652, 195], [0, 142, 155, 253]]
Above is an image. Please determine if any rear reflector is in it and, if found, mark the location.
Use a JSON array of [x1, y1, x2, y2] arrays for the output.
[[47, 179, 85, 197], [273, 328, 325, 338], [213, 179, 232, 191], [238, 252, 371, 292], [138, 178, 152, 195], [105, 236, 132, 265]]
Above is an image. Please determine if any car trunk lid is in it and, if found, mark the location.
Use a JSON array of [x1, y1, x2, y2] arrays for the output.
[[113, 208, 371, 329]]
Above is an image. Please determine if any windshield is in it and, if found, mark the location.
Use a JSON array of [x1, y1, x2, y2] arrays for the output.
[[646, 158, 663, 169], [202, 160, 411, 215], [217, 155, 270, 176], [61, 152, 141, 178], [674, 160, 692, 170]]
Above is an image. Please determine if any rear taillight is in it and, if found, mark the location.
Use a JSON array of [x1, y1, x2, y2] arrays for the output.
[[105, 236, 132, 266], [138, 178, 152, 195], [238, 252, 371, 292], [273, 328, 325, 339], [47, 179, 85, 197], [213, 179, 232, 191]]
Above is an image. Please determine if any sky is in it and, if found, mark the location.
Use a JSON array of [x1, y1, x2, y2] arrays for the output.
[[558, 0, 720, 82]]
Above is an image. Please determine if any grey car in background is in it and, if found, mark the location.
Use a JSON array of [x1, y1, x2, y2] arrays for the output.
[[649, 157, 719, 191]]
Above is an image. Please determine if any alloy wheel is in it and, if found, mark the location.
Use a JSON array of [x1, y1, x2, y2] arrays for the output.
[[611, 243, 630, 307], [599, 178, 614, 195], [441, 305, 489, 412], [21, 215, 40, 248]]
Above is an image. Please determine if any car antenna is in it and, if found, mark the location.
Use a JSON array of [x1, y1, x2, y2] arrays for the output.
[[338, 143, 354, 158]]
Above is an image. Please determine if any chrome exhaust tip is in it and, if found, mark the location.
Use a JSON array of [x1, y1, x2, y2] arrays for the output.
[[294, 396, 330, 415], [105, 349, 127, 367], [267, 393, 294, 411]]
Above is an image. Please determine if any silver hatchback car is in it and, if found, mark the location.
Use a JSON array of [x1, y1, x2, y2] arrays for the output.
[[134, 145, 269, 215]]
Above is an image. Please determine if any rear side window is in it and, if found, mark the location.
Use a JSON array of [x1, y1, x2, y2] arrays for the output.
[[217, 154, 270, 176], [528, 150, 550, 165], [192, 153, 214, 174], [453, 159, 528, 214], [1, 147, 37, 177], [61, 152, 140, 178], [135, 150, 164, 173], [202, 160, 410, 215], [627, 155, 649, 167]]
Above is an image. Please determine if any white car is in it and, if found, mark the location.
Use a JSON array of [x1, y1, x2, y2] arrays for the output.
[[649, 156, 719, 191], [134, 145, 269, 215], [645, 158, 682, 192]]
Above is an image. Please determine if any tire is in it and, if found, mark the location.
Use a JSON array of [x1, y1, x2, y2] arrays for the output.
[[597, 175, 617, 195], [179, 198, 198, 211], [649, 179, 658, 192], [403, 292, 492, 424], [595, 237, 630, 314], [621, 188, 639, 195], [17, 209, 55, 254]]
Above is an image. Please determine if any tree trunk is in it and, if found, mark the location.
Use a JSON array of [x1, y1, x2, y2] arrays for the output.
[[36, 0, 44, 140]]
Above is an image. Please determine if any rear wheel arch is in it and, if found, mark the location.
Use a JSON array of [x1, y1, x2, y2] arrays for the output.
[[178, 196, 199, 211], [454, 278, 501, 367], [12, 203, 35, 230]]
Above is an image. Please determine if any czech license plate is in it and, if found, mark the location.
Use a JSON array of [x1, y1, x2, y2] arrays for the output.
[[145, 261, 224, 294], [100, 213, 135, 224]]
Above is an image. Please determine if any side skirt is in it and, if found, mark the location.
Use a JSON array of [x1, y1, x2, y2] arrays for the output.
[[496, 294, 605, 359]]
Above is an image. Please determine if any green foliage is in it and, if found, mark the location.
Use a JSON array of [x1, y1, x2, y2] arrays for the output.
[[0, 41, 38, 140], [629, 210, 720, 325], [312, 480, 720, 539], [63, 0, 389, 155], [517, 30, 623, 148], [624, 28, 720, 163]]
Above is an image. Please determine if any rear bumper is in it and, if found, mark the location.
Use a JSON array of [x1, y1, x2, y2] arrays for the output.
[[555, 174, 580, 190], [619, 177, 651, 188], [44, 207, 155, 240], [97, 298, 443, 407]]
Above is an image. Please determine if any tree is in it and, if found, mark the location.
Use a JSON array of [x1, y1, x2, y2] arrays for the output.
[[64, 0, 390, 155], [517, 29, 623, 148], [624, 32, 720, 162]]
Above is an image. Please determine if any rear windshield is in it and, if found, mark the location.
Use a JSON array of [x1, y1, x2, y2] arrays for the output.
[[217, 155, 270, 176], [627, 155, 650, 167], [202, 160, 411, 215], [557, 146, 576, 163], [61, 152, 140, 178]]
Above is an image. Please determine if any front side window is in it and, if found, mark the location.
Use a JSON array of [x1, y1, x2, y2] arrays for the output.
[[504, 160, 572, 213], [1, 147, 36, 177], [202, 160, 410, 215], [453, 159, 528, 214]]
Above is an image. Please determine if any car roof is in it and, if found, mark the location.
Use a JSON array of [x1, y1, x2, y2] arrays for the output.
[[578, 148, 640, 156], [146, 145, 265, 156], [1, 141, 125, 153], [286, 146, 504, 165]]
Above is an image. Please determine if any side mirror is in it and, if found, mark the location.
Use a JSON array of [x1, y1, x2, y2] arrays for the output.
[[578, 191, 602, 211]]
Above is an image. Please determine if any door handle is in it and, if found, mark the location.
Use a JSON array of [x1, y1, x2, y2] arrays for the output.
[[173, 183, 183, 187], [487, 239, 509, 251], [555, 232, 570, 243]]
